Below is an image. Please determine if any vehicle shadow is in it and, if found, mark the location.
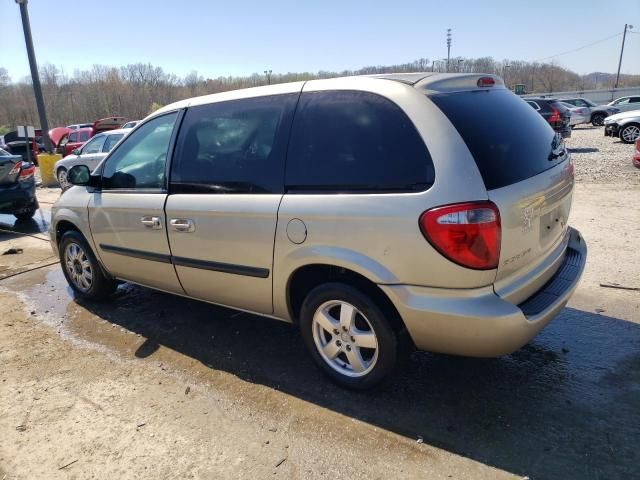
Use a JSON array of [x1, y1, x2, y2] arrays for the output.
[[76, 285, 639, 480], [567, 147, 599, 153], [0, 208, 50, 237]]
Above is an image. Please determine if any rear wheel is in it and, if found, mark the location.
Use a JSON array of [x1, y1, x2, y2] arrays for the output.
[[59, 230, 117, 300], [620, 124, 640, 144], [299, 283, 400, 390], [591, 113, 606, 126], [14, 207, 36, 222]]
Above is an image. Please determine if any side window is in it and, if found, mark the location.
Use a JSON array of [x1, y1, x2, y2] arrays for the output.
[[526, 101, 540, 110], [79, 130, 90, 142], [615, 97, 629, 105], [171, 94, 297, 194], [629, 97, 640, 104], [286, 91, 433, 192], [69, 132, 78, 142], [102, 133, 124, 152], [575, 100, 587, 107], [82, 135, 106, 154], [102, 112, 178, 190]]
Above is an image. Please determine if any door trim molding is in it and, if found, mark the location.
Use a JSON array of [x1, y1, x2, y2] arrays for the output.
[[99, 244, 172, 264], [172, 256, 270, 278], [99, 243, 270, 278]]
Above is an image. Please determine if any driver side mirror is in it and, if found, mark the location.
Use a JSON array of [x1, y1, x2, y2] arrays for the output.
[[72, 148, 81, 155], [67, 165, 91, 186]]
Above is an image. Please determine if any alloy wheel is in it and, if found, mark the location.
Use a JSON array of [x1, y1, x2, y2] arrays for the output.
[[312, 300, 379, 377], [64, 242, 93, 292], [58, 169, 69, 189], [622, 125, 640, 143]]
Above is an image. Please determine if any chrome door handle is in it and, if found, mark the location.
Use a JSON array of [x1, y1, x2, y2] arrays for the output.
[[170, 218, 195, 232], [141, 216, 162, 229]]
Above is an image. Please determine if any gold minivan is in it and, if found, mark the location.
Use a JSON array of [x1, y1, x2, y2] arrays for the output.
[[50, 73, 586, 389]]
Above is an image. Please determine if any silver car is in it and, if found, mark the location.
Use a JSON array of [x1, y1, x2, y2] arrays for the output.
[[558, 102, 590, 127], [607, 95, 640, 113], [604, 109, 640, 143], [54, 129, 128, 189], [49, 74, 586, 389]]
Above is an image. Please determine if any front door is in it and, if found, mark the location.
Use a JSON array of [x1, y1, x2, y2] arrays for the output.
[[76, 134, 106, 171], [165, 92, 299, 314], [88, 111, 184, 294]]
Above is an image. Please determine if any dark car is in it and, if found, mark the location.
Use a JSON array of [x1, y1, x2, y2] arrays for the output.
[[524, 98, 572, 138], [558, 97, 620, 126], [0, 147, 38, 221], [3, 129, 44, 165]]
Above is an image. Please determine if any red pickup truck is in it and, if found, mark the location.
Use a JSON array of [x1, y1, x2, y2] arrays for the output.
[[53, 117, 125, 157]]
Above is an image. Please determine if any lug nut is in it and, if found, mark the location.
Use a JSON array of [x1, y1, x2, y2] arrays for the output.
[[342, 326, 348, 332], [336, 340, 342, 347], [346, 345, 352, 352], [333, 328, 339, 335], [350, 336, 355, 342]]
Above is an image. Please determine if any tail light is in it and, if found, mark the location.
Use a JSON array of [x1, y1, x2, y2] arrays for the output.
[[18, 162, 35, 181], [477, 77, 495, 87], [419, 202, 501, 270], [8, 161, 22, 175], [549, 106, 561, 123]]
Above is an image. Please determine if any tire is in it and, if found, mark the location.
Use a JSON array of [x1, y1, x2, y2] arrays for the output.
[[57, 167, 69, 190], [14, 207, 37, 222], [58, 230, 117, 301], [299, 282, 400, 390], [591, 113, 606, 126], [619, 124, 640, 144]]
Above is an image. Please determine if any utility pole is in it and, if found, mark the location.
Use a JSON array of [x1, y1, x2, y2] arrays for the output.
[[263, 69, 272, 85], [615, 24, 633, 89], [446, 29, 452, 72], [15, 0, 52, 152]]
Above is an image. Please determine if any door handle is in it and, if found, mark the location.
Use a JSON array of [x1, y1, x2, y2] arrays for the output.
[[170, 218, 195, 233], [141, 216, 162, 229]]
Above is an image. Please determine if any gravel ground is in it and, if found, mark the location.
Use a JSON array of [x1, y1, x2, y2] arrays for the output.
[[565, 125, 639, 185]]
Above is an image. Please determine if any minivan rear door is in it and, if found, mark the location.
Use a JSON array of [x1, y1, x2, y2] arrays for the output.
[[431, 89, 573, 295], [165, 91, 300, 315]]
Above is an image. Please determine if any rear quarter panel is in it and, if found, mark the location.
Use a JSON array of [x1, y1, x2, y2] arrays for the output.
[[272, 78, 495, 321]]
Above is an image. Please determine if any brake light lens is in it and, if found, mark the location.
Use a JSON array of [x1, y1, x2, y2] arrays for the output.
[[477, 77, 495, 87], [549, 106, 561, 123], [8, 161, 22, 175], [18, 162, 35, 181], [420, 202, 501, 270]]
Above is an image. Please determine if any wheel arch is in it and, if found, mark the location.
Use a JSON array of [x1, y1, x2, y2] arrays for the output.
[[285, 263, 409, 337]]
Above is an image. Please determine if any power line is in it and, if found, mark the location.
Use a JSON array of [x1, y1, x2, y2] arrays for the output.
[[533, 32, 623, 62]]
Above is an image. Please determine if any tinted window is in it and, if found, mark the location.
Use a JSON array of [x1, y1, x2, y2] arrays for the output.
[[69, 132, 78, 142], [102, 112, 178, 190], [103, 133, 124, 152], [630, 97, 640, 103], [171, 94, 296, 194], [526, 101, 540, 110], [286, 91, 433, 192], [79, 130, 90, 142], [431, 90, 565, 190], [82, 135, 106, 154]]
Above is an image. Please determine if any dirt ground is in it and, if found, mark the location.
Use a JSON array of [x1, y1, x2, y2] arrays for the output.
[[0, 127, 638, 479]]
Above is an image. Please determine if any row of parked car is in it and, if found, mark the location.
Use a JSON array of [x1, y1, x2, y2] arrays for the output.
[[523, 95, 640, 144], [0, 117, 139, 221]]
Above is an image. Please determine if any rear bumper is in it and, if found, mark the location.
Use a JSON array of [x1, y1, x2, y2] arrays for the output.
[[0, 180, 37, 214], [380, 227, 586, 357]]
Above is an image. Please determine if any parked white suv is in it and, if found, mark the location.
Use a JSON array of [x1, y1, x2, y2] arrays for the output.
[[50, 73, 586, 389]]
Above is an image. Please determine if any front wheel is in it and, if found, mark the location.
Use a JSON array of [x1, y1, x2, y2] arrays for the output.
[[299, 283, 400, 390], [59, 230, 117, 300], [57, 167, 69, 190], [591, 113, 606, 126], [620, 124, 640, 144]]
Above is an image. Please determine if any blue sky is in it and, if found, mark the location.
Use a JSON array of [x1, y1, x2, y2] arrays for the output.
[[1, 0, 639, 81]]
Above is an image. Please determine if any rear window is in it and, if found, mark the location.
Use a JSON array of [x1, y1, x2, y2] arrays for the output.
[[431, 90, 564, 190], [286, 91, 434, 192]]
